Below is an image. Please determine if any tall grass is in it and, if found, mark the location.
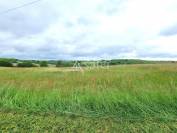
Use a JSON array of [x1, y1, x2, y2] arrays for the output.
[[0, 64, 177, 120]]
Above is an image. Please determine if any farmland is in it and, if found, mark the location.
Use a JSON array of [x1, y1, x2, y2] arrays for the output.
[[1, 64, 177, 132]]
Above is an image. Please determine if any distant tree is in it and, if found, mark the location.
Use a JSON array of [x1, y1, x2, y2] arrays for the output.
[[56, 61, 74, 67], [0, 58, 18, 63], [0, 60, 13, 67], [56, 61, 63, 67], [40, 61, 48, 67], [17, 62, 36, 67]]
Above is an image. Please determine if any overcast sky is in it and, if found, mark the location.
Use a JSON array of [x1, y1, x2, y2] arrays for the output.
[[0, 0, 177, 60]]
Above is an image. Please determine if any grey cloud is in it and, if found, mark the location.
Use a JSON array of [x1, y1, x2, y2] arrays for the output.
[[0, 33, 136, 59], [98, 0, 127, 15], [160, 24, 177, 36], [0, 2, 59, 37], [64, 22, 74, 28], [70, 44, 136, 58], [77, 17, 93, 26], [137, 50, 177, 58]]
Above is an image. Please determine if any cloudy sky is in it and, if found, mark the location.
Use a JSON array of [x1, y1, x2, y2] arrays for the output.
[[0, 0, 177, 60]]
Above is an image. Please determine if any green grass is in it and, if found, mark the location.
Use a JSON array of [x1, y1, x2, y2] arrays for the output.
[[1, 111, 177, 133], [1, 64, 177, 132]]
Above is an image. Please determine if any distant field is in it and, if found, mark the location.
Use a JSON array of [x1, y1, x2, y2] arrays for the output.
[[1, 64, 177, 132]]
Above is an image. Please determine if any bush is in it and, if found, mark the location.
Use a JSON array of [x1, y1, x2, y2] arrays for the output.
[[109, 59, 148, 65], [0, 60, 13, 67], [17, 62, 36, 67], [0, 58, 18, 63], [40, 61, 48, 67], [56, 61, 74, 67]]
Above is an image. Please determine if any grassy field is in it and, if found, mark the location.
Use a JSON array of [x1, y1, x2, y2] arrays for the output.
[[1, 64, 177, 132]]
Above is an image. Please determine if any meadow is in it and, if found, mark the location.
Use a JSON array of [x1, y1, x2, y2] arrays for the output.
[[1, 64, 177, 132]]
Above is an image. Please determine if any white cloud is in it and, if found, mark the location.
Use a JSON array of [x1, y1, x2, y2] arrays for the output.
[[0, 0, 177, 60]]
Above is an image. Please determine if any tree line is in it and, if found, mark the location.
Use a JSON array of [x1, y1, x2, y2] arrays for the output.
[[0, 58, 175, 68]]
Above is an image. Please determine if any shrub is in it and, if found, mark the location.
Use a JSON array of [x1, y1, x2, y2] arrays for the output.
[[0, 58, 18, 63], [0, 60, 13, 67], [17, 62, 36, 67], [56, 61, 74, 67], [56, 61, 62, 67], [40, 61, 48, 67], [109, 59, 148, 65]]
